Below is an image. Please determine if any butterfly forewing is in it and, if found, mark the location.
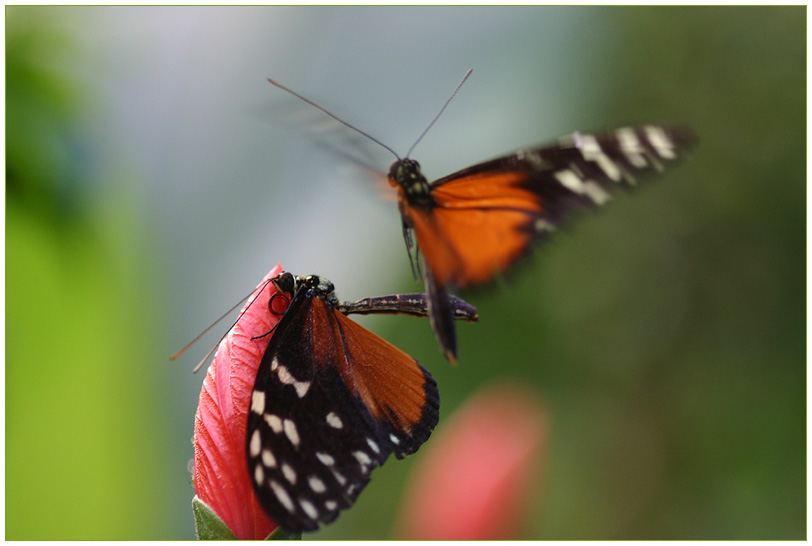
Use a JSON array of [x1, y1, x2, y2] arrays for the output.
[[246, 281, 439, 533], [431, 125, 696, 190], [402, 124, 697, 289]]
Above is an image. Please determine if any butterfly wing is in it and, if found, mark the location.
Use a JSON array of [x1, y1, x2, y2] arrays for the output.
[[421, 265, 459, 364], [405, 169, 543, 289], [404, 125, 698, 288], [330, 308, 439, 456], [246, 292, 439, 533]]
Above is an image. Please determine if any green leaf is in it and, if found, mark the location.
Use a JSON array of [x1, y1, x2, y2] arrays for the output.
[[192, 496, 236, 540], [266, 526, 302, 540]]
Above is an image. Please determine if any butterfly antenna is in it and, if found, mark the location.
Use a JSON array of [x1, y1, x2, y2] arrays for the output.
[[268, 78, 400, 161], [405, 69, 473, 158], [171, 279, 273, 373]]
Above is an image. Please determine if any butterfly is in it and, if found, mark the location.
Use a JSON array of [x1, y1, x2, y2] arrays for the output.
[[268, 72, 698, 363], [388, 123, 698, 362], [246, 271, 478, 533]]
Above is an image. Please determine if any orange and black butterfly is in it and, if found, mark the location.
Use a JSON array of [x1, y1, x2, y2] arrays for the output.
[[246, 272, 477, 532], [269, 71, 698, 363], [388, 123, 698, 362], [176, 269, 477, 533]]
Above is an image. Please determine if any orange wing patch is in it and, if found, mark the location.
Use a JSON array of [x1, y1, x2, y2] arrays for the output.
[[405, 171, 544, 287], [309, 298, 433, 437], [333, 310, 431, 435]]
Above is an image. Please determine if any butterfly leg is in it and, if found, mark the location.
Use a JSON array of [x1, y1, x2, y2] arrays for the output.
[[402, 221, 421, 281]]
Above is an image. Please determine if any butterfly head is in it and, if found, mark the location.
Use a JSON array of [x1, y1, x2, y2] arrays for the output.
[[271, 271, 298, 295], [388, 158, 433, 208], [272, 272, 339, 308]]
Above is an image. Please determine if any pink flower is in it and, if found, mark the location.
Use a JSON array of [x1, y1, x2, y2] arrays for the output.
[[398, 382, 548, 540], [193, 264, 284, 540]]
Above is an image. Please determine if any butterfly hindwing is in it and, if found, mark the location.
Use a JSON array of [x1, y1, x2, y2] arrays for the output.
[[330, 309, 439, 456], [246, 281, 439, 533]]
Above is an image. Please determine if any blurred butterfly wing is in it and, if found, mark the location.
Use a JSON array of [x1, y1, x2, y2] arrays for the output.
[[247, 294, 438, 533], [421, 265, 459, 364], [410, 125, 697, 288], [406, 170, 544, 288]]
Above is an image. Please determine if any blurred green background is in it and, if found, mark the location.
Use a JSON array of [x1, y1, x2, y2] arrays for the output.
[[6, 6, 805, 540]]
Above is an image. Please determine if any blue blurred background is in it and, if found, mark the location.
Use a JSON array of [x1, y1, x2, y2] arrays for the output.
[[6, 6, 805, 539]]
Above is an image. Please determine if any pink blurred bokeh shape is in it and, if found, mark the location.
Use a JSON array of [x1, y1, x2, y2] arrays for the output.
[[193, 264, 284, 540], [399, 382, 548, 539]]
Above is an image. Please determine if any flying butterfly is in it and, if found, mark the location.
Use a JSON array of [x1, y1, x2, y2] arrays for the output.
[[246, 271, 477, 533], [268, 71, 698, 363]]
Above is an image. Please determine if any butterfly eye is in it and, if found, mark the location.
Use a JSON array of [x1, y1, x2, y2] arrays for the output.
[[273, 272, 296, 295]]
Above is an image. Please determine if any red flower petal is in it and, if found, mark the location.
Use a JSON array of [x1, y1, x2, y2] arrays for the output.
[[398, 382, 548, 540], [193, 264, 285, 540]]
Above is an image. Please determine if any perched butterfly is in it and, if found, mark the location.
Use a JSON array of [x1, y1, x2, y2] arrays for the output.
[[269, 72, 698, 362], [246, 271, 477, 533]]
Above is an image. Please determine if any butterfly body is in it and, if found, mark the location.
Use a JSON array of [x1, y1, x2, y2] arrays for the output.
[[246, 272, 476, 533]]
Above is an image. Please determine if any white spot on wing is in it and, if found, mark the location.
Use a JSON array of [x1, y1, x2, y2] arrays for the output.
[[293, 380, 311, 398], [251, 391, 265, 414], [389, 434, 400, 445], [595, 155, 622, 182], [325, 500, 338, 511], [316, 452, 335, 466], [617, 128, 648, 168], [284, 419, 300, 446], [366, 438, 380, 454], [254, 464, 265, 485], [353, 450, 372, 466], [264, 414, 283, 433], [582, 181, 611, 205], [326, 411, 343, 429], [262, 448, 277, 468], [277, 360, 299, 383], [309, 475, 326, 493], [555, 169, 586, 193], [577, 133, 603, 157], [300, 498, 318, 520], [645, 126, 676, 159], [276, 363, 311, 398], [249, 429, 261, 457], [270, 480, 295, 512], [282, 463, 297, 484], [575, 132, 623, 181]]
